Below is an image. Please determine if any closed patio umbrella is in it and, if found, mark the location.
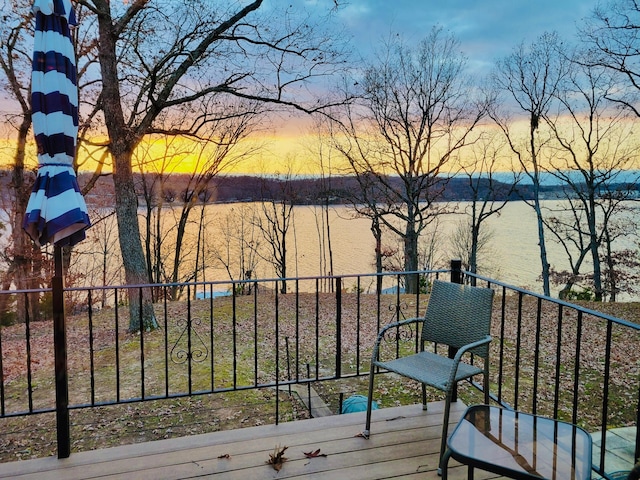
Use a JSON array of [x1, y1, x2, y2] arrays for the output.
[[23, 0, 89, 458], [23, 0, 90, 247]]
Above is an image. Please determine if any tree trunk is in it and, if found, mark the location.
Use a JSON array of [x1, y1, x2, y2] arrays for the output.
[[604, 228, 617, 302], [170, 199, 196, 300], [112, 151, 158, 331], [194, 203, 205, 298], [404, 218, 420, 294], [141, 179, 154, 289], [324, 199, 334, 281], [96, 7, 157, 331], [371, 217, 383, 295], [587, 198, 603, 301], [532, 196, 550, 296], [10, 187, 30, 323], [154, 200, 162, 286], [530, 124, 550, 297], [9, 117, 41, 323]]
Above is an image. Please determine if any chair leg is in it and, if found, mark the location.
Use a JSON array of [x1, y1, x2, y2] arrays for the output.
[[364, 362, 376, 437], [421, 383, 428, 410], [483, 368, 490, 405], [440, 447, 452, 479], [437, 388, 454, 476]]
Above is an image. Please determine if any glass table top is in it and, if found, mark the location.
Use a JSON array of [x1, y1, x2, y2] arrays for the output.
[[445, 405, 592, 480]]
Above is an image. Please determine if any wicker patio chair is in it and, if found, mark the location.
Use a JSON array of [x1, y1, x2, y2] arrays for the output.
[[363, 279, 495, 475]]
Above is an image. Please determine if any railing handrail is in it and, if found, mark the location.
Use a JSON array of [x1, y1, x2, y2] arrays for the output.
[[53, 268, 451, 293], [468, 271, 640, 330]]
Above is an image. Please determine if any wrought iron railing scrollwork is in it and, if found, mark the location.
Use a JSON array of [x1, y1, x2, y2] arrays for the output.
[[381, 301, 416, 344], [170, 316, 209, 365]]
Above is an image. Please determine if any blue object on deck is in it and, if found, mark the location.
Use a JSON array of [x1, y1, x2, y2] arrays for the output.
[[342, 395, 377, 414]]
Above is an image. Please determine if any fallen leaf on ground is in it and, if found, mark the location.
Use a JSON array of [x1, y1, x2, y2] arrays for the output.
[[217, 454, 230, 459], [303, 448, 327, 458], [267, 444, 288, 471]]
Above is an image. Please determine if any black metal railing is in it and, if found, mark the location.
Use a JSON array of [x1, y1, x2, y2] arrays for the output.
[[0, 262, 638, 478], [464, 271, 640, 478]]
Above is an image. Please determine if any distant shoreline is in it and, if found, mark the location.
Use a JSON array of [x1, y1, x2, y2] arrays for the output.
[[1, 170, 638, 209]]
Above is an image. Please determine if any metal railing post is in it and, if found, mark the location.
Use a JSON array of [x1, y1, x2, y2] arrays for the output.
[[636, 387, 640, 463], [450, 259, 463, 285], [335, 277, 342, 379], [449, 259, 463, 402], [53, 245, 70, 458]]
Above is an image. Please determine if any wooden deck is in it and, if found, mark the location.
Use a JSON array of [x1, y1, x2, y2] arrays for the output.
[[0, 401, 501, 480]]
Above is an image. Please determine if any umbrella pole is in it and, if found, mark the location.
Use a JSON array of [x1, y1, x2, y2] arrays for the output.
[[53, 244, 71, 458]]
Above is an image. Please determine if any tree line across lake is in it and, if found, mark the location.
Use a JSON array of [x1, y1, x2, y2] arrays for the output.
[[2, 171, 635, 208]]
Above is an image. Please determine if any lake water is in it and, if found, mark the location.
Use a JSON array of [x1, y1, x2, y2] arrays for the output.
[[26, 201, 630, 299], [268, 201, 561, 293]]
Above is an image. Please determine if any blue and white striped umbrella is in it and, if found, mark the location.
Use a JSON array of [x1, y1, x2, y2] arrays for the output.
[[23, 0, 90, 247]]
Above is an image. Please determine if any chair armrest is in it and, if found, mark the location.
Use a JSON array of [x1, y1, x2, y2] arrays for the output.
[[371, 317, 424, 362], [447, 335, 492, 388], [452, 335, 492, 363]]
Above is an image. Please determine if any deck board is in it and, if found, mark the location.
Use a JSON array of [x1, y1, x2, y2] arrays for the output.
[[0, 401, 502, 480]]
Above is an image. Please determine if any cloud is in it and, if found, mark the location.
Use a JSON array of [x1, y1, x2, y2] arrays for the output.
[[338, 0, 599, 75]]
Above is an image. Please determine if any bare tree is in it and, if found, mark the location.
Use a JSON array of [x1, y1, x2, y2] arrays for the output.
[[305, 119, 339, 292], [491, 32, 567, 296], [72, 209, 121, 308], [75, 0, 348, 330], [193, 187, 215, 294], [253, 159, 300, 294], [334, 27, 485, 293], [601, 214, 640, 301], [136, 136, 179, 293], [1, 1, 110, 321], [582, 0, 640, 117], [322, 111, 389, 292], [456, 132, 517, 282], [543, 48, 640, 300], [0, 0, 46, 322], [210, 203, 261, 294], [137, 104, 261, 301]]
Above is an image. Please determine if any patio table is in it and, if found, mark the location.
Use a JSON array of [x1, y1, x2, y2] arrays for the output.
[[441, 404, 592, 480]]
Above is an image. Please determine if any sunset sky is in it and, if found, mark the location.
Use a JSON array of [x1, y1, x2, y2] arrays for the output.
[[0, 0, 606, 175], [235, 0, 603, 175]]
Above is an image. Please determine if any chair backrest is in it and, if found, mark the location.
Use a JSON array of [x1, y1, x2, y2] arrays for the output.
[[421, 279, 494, 358]]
